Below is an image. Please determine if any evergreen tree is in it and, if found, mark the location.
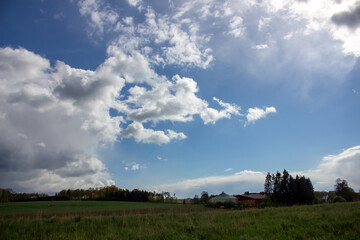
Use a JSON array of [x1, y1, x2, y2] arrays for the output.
[[264, 172, 273, 196], [264, 170, 314, 205], [279, 169, 290, 204], [272, 171, 281, 202]]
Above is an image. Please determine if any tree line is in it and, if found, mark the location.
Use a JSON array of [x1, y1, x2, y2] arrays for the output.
[[264, 169, 314, 205], [0, 186, 177, 203]]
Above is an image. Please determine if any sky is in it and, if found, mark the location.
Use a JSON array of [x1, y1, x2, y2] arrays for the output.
[[0, 0, 359, 198]]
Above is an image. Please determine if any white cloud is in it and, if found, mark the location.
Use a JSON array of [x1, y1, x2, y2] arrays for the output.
[[258, 17, 271, 31], [254, 44, 269, 50], [107, 6, 214, 69], [284, 32, 294, 40], [228, 16, 245, 38], [200, 97, 241, 124], [0, 47, 119, 192], [78, 0, 119, 36], [124, 161, 144, 171], [119, 73, 242, 129], [36, 142, 46, 148], [299, 146, 360, 191], [160, 0, 357, 96], [151, 170, 266, 198], [122, 122, 186, 145], [261, 0, 360, 57], [151, 145, 360, 197], [127, 0, 141, 7], [224, 168, 233, 172], [131, 163, 140, 171], [245, 106, 276, 126], [122, 74, 207, 124]]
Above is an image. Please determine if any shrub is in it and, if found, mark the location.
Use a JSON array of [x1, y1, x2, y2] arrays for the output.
[[333, 196, 346, 203], [205, 201, 236, 209]]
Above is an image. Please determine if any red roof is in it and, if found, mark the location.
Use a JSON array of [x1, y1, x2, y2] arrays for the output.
[[235, 193, 266, 200]]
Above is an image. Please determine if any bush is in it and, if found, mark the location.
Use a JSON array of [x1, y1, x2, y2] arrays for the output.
[[205, 201, 236, 209], [333, 196, 346, 203], [259, 196, 275, 208]]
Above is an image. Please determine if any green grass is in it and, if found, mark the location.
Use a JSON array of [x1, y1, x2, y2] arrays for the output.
[[0, 201, 187, 214], [1, 202, 359, 240]]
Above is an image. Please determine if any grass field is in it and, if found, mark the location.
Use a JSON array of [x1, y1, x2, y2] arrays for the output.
[[0, 201, 207, 218], [0, 201, 194, 214], [1, 201, 359, 239]]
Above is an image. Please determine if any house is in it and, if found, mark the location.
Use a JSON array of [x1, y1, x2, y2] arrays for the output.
[[321, 195, 328, 202], [235, 192, 266, 206], [209, 192, 238, 203]]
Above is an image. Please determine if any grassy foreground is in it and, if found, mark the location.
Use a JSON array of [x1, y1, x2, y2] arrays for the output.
[[0, 201, 192, 215], [1, 202, 359, 239]]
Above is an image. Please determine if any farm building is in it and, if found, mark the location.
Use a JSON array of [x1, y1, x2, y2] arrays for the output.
[[235, 192, 266, 206], [209, 192, 238, 203]]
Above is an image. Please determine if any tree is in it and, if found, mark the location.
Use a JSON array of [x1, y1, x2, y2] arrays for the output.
[[272, 171, 281, 202], [335, 178, 355, 202], [279, 169, 290, 203], [264, 172, 273, 196], [200, 191, 209, 203], [0, 189, 10, 203], [264, 170, 314, 205]]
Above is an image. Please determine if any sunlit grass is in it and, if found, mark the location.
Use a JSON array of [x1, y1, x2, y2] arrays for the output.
[[1, 202, 359, 240], [0, 201, 189, 214]]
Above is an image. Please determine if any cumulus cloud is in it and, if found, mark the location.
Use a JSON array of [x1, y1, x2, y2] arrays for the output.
[[166, 0, 358, 95], [108, 6, 213, 69], [2, 0, 301, 192], [127, 0, 144, 10], [0, 47, 121, 192], [261, 0, 360, 57], [122, 122, 186, 145], [299, 146, 360, 191], [200, 97, 241, 124], [245, 106, 276, 126], [331, 5, 360, 29], [0, 45, 269, 192], [123, 74, 207, 123]]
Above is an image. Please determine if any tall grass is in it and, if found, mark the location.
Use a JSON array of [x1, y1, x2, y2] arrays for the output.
[[0, 201, 192, 214], [1, 202, 359, 240]]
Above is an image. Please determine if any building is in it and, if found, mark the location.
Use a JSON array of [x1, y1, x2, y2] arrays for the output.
[[209, 192, 238, 203], [235, 192, 266, 206]]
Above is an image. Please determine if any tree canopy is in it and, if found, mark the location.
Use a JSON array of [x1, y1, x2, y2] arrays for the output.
[[264, 169, 314, 205], [334, 178, 355, 202]]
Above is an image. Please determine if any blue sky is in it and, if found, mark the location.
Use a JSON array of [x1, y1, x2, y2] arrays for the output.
[[0, 0, 359, 197]]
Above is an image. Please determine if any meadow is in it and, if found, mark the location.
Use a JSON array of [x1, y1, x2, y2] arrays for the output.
[[1, 201, 359, 240]]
